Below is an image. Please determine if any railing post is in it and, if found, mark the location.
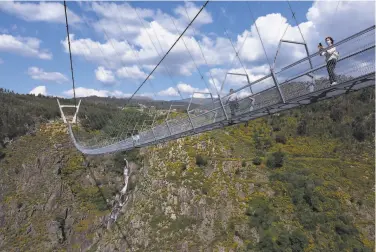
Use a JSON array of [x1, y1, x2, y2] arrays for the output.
[[72, 99, 81, 123], [186, 111, 196, 132], [151, 127, 157, 142], [271, 68, 285, 103], [304, 43, 316, 92], [57, 99, 67, 123], [166, 121, 172, 135], [218, 96, 229, 121]]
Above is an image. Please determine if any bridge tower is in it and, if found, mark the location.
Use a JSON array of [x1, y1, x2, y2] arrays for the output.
[[57, 99, 81, 124]]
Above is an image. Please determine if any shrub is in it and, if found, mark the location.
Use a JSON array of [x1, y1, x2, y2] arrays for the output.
[[289, 230, 308, 252], [126, 149, 142, 164], [241, 160, 247, 167], [0, 149, 5, 160], [275, 134, 287, 144], [195, 154, 208, 167], [235, 168, 241, 175], [330, 107, 344, 122], [297, 120, 307, 135], [272, 126, 281, 132], [252, 156, 262, 165], [180, 163, 187, 171], [352, 122, 366, 142], [335, 223, 358, 236], [266, 151, 285, 169]]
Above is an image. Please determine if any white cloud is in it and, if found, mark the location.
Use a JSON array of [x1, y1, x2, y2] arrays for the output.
[[306, 1, 375, 41], [95, 66, 115, 84], [177, 83, 209, 94], [157, 83, 210, 97], [60, 2, 229, 75], [61, 34, 144, 69], [27, 67, 68, 83], [116, 65, 148, 80], [29, 85, 47, 96], [0, 2, 81, 24], [0, 34, 52, 59], [90, 2, 154, 40], [157, 87, 179, 97], [173, 1, 212, 26], [63, 87, 131, 98]]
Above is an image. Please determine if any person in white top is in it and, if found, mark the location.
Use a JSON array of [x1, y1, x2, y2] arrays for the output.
[[319, 36, 339, 86], [132, 131, 140, 145], [226, 89, 239, 124]]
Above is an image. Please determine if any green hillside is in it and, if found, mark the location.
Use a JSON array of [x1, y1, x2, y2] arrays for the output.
[[0, 87, 374, 251]]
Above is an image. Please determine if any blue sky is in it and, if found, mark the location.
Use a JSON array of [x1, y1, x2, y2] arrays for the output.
[[0, 1, 374, 100]]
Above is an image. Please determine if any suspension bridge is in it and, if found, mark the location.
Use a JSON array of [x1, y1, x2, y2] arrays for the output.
[[59, 1, 375, 155]]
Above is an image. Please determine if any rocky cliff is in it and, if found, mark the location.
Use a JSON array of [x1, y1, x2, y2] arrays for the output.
[[0, 122, 129, 251]]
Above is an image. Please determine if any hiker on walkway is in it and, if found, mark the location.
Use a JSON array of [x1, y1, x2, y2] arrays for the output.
[[226, 89, 239, 124], [318, 36, 340, 86], [132, 131, 140, 145]]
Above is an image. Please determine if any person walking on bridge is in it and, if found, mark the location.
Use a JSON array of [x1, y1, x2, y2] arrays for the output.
[[318, 36, 339, 86], [226, 89, 239, 125]]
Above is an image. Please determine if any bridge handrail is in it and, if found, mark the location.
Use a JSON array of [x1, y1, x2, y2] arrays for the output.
[[218, 25, 375, 103], [166, 42, 376, 133], [70, 26, 375, 154], [275, 25, 375, 74]]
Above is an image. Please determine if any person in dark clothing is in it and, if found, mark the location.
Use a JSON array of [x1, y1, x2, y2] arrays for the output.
[[319, 36, 340, 86]]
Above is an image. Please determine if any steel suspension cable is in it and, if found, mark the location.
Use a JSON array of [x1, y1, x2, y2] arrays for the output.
[[168, 15, 212, 97], [182, 2, 230, 104], [219, 16, 253, 93], [63, 1, 77, 109], [72, 15, 123, 144], [287, 1, 308, 47], [73, 9, 134, 144], [133, 7, 185, 102], [126, 0, 210, 105], [223, 28, 250, 83], [113, 4, 161, 136], [132, 7, 192, 135], [272, 6, 293, 70], [90, 11, 155, 141], [220, 7, 254, 94], [246, 1, 272, 69], [133, 5, 198, 132]]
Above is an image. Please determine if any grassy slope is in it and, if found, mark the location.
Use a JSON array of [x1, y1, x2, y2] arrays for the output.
[[97, 87, 374, 251]]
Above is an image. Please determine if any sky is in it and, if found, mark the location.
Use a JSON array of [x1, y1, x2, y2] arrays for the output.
[[0, 0, 374, 101]]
